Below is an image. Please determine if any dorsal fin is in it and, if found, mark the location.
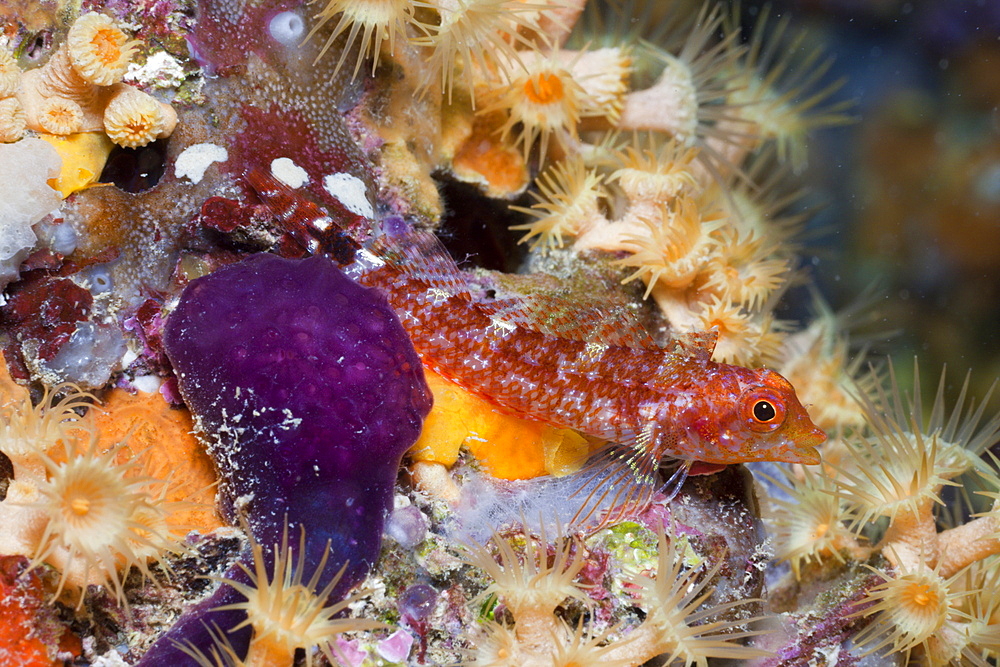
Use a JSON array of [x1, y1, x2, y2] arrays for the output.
[[477, 293, 660, 350], [668, 330, 718, 359], [373, 226, 660, 350], [371, 228, 471, 299]]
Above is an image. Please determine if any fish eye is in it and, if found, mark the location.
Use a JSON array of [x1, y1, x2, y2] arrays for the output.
[[753, 400, 777, 422], [743, 389, 787, 432]]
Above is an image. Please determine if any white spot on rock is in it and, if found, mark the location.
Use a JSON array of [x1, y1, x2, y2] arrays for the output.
[[175, 143, 228, 184], [132, 374, 163, 394], [323, 172, 373, 218], [125, 51, 186, 88], [271, 157, 309, 188]]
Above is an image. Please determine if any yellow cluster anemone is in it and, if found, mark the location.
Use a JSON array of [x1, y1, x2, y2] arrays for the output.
[[615, 4, 748, 179], [0, 49, 26, 143], [622, 529, 771, 667], [308, 0, 417, 80], [616, 194, 727, 298], [460, 522, 771, 667], [65, 11, 138, 86], [0, 377, 93, 481], [37, 96, 84, 135], [608, 135, 699, 203], [698, 230, 790, 311], [103, 83, 178, 148], [7, 11, 177, 151], [509, 155, 607, 249], [464, 523, 588, 621], [415, 0, 546, 104], [213, 523, 383, 667], [30, 433, 185, 607], [0, 362, 189, 610], [723, 7, 854, 171], [483, 52, 588, 165], [481, 45, 630, 165], [689, 295, 784, 366], [761, 358, 1000, 665], [852, 557, 962, 664], [761, 464, 863, 578]]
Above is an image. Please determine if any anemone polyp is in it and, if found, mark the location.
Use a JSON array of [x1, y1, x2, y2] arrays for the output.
[[762, 464, 860, 578], [509, 155, 607, 249], [37, 96, 84, 135], [216, 523, 383, 667], [699, 230, 790, 311], [415, 0, 545, 104], [485, 58, 588, 166], [0, 50, 21, 98], [0, 97, 26, 143], [616, 195, 726, 297], [629, 528, 771, 665], [463, 523, 588, 619], [307, 0, 415, 80], [66, 12, 137, 87], [689, 296, 782, 366], [609, 135, 699, 203], [103, 84, 173, 148], [853, 561, 959, 662], [31, 434, 182, 607], [0, 380, 94, 478]]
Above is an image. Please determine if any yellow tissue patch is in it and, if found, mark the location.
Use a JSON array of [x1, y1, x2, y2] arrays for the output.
[[39, 132, 114, 198], [410, 369, 592, 480]]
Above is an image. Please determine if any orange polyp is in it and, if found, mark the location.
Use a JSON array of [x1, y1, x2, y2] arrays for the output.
[[93, 30, 121, 64], [70, 497, 90, 516], [525, 72, 565, 105], [908, 584, 934, 608]]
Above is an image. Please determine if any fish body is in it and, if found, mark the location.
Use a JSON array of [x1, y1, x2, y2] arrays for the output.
[[246, 170, 826, 472], [357, 254, 825, 469]]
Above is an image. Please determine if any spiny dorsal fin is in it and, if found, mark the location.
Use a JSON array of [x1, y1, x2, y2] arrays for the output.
[[668, 330, 718, 360], [371, 228, 471, 299], [374, 226, 660, 350], [477, 293, 660, 350]]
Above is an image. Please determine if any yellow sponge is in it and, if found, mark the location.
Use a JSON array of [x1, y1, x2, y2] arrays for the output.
[[39, 131, 113, 198], [410, 369, 592, 480]]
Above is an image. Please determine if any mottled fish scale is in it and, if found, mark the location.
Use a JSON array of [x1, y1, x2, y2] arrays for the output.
[[361, 266, 719, 453]]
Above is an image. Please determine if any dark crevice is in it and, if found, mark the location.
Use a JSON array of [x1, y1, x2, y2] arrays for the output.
[[101, 138, 169, 193]]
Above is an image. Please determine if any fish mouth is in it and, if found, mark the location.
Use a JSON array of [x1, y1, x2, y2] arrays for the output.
[[769, 424, 826, 464], [789, 445, 821, 465], [787, 425, 827, 465]]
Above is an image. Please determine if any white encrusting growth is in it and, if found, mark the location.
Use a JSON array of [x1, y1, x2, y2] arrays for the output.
[[175, 143, 228, 184], [268, 11, 306, 47], [323, 172, 373, 218], [270, 157, 309, 188]]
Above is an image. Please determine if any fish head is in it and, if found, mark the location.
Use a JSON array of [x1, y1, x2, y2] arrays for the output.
[[725, 367, 826, 464], [682, 366, 826, 465]]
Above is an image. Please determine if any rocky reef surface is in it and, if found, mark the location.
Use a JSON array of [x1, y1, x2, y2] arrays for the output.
[[0, 1, 998, 666]]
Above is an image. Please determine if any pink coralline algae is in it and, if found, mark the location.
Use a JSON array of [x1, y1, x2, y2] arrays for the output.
[[138, 252, 431, 664]]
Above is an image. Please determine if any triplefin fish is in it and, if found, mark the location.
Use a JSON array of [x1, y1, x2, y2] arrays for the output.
[[247, 170, 827, 496]]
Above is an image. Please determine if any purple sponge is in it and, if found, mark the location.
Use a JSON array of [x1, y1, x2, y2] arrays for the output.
[[140, 253, 431, 664]]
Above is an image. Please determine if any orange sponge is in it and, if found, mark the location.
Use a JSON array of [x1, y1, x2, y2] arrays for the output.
[[90, 388, 222, 532]]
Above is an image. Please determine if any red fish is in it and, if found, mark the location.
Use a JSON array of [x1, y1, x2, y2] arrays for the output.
[[246, 170, 826, 497], [355, 232, 826, 467]]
